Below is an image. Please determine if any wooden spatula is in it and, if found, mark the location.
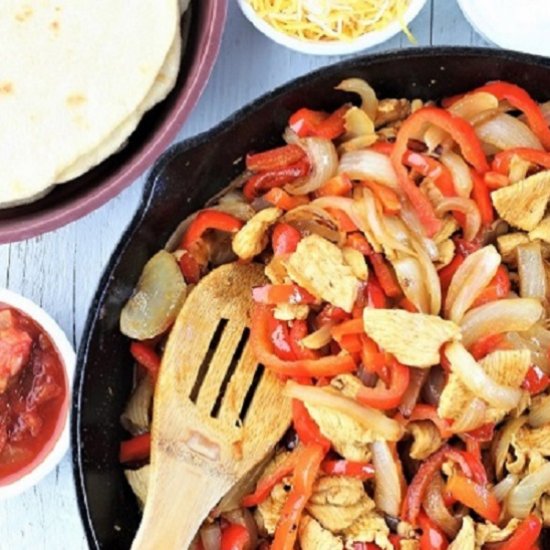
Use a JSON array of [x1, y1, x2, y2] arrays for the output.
[[132, 263, 291, 550]]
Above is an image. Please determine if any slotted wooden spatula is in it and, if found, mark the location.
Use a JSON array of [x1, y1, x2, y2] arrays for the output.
[[132, 263, 291, 550]]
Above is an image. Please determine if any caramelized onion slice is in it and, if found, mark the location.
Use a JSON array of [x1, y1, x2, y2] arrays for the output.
[[339, 150, 399, 190], [508, 462, 550, 518], [120, 250, 187, 340], [517, 241, 547, 301], [476, 113, 543, 151], [336, 78, 378, 120], [372, 440, 403, 517]]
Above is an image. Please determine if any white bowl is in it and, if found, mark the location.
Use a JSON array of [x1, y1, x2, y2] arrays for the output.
[[0, 289, 75, 499], [237, 0, 427, 56]]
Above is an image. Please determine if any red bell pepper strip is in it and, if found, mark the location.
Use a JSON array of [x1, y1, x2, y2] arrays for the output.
[[399, 297, 418, 313], [362, 180, 401, 214], [119, 433, 151, 463], [366, 277, 388, 309], [272, 223, 301, 256], [471, 265, 510, 308], [356, 359, 410, 410], [220, 523, 250, 550], [447, 474, 501, 523], [484, 171, 510, 190], [370, 141, 395, 155], [178, 252, 201, 284], [181, 210, 243, 250], [243, 159, 310, 201], [292, 399, 330, 451], [315, 105, 349, 140], [523, 365, 550, 395], [469, 333, 508, 360], [263, 188, 310, 211], [464, 422, 495, 443], [252, 284, 316, 306], [438, 253, 465, 293], [404, 152, 455, 197], [321, 459, 375, 480], [418, 512, 449, 550], [495, 515, 542, 550], [289, 320, 320, 361], [242, 449, 300, 507], [130, 342, 161, 381], [271, 444, 325, 550], [325, 207, 359, 233], [474, 81, 550, 150], [369, 253, 402, 298], [470, 169, 494, 226], [267, 314, 296, 361], [289, 108, 328, 137], [246, 144, 306, 172], [315, 304, 351, 327], [345, 232, 373, 255], [338, 333, 363, 354], [250, 305, 356, 377], [360, 335, 388, 382], [493, 147, 550, 175], [454, 449, 487, 486], [392, 107, 489, 235], [331, 318, 363, 339], [316, 173, 353, 197]]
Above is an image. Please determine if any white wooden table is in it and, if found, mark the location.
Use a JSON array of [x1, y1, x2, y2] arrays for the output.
[[0, 1, 488, 548]]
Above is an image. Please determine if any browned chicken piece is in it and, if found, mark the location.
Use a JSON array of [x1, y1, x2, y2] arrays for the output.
[[448, 517, 475, 550], [287, 235, 360, 312], [507, 424, 550, 476], [362, 309, 461, 368], [491, 171, 550, 231], [299, 514, 343, 550], [232, 207, 282, 260], [375, 98, 411, 128], [438, 350, 530, 425], [475, 518, 521, 546], [408, 420, 444, 460], [529, 216, 550, 243], [343, 511, 393, 550], [306, 476, 374, 532]]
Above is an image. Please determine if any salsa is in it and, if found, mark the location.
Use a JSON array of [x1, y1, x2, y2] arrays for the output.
[[0, 304, 67, 485]]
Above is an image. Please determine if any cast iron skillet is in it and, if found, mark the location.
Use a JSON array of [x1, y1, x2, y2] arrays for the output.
[[73, 47, 550, 549]]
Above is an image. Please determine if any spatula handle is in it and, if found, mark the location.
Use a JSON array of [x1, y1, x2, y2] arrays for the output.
[[131, 455, 232, 550]]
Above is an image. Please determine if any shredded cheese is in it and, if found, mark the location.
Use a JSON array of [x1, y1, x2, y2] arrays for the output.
[[248, 0, 414, 43]]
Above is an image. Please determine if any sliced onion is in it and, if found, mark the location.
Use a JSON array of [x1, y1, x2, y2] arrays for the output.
[[517, 241, 546, 301], [216, 191, 256, 221], [461, 298, 543, 348], [424, 125, 449, 153], [505, 331, 549, 374], [354, 188, 412, 256], [120, 250, 187, 340], [451, 398, 487, 433], [300, 324, 333, 350], [391, 256, 430, 313], [476, 113, 543, 151], [508, 154, 531, 184], [492, 416, 528, 479], [285, 137, 338, 195], [440, 151, 473, 197], [411, 236, 442, 315], [448, 91, 500, 121], [281, 205, 342, 244], [424, 473, 461, 537], [200, 523, 222, 550], [493, 474, 519, 503], [339, 150, 399, 190], [343, 106, 375, 137], [435, 197, 481, 242], [120, 376, 153, 435], [529, 395, 550, 428], [444, 245, 500, 323], [284, 381, 403, 441], [445, 342, 522, 410], [399, 368, 428, 417], [371, 440, 403, 516], [311, 197, 365, 233], [336, 78, 378, 120], [508, 461, 550, 518]]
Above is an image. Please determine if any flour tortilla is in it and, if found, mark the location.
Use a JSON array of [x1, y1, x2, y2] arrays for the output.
[[0, 0, 179, 207]]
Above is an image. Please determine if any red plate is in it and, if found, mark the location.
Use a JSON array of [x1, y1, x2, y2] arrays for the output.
[[0, 0, 227, 244]]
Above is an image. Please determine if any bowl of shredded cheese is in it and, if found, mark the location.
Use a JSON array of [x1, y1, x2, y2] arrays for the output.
[[237, 0, 426, 55]]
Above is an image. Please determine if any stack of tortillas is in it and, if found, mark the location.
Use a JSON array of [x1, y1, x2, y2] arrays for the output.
[[0, 0, 189, 208]]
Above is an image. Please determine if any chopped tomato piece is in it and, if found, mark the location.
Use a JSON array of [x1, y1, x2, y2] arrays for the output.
[[0, 326, 32, 394], [119, 433, 151, 463], [246, 144, 306, 172]]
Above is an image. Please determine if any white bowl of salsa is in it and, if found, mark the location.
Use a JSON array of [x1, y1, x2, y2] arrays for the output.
[[0, 289, 75, 499]]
